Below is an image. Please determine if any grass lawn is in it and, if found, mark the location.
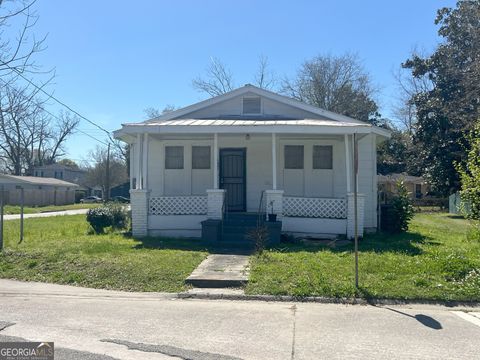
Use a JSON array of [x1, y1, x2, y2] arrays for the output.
[[0, 215, 208, 292], [3, 203, 101, 215], [247, 213, 480, 301]]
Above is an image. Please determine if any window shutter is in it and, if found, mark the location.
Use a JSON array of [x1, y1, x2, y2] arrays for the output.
[[243, 97, 261, 114], [192, 146, 211, 169], [165, 146, 184, 169], [313, 145, 333, 169], [284, 145, 304, 169]]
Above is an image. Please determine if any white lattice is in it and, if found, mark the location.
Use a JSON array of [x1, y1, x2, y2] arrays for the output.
[[149, 196, 207, 215], [283, 196, 346, 219]]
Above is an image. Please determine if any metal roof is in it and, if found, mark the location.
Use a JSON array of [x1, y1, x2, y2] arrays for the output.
[[136, 118, 369, 127]]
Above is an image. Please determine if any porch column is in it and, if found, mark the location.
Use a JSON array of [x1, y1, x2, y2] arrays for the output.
[[130, 189, 149, 237], [213, 133, 219, 189], [142, 133, 148, 190], [347, 193, 365, 239], [136, 133, 142, 189], [272, 133, 277, 190], [345, 134, 351, 193]]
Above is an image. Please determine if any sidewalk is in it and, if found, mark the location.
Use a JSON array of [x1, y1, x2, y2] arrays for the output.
[[1, 279, 480, 360], [3, 208, 90, 220]]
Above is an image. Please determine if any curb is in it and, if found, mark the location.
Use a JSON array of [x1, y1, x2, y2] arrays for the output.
[[176, 292, 480, 308]]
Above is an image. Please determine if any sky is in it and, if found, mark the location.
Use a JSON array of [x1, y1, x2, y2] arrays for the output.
[[20, 0, 457, 163]]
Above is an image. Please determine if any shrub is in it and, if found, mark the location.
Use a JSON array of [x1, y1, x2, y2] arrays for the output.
[[247, 225, 269, 254], [382, 181, 414, 233], [86, 203, 128, 234]]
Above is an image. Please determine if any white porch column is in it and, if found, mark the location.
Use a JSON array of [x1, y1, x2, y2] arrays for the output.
[[142, 133, 148, 189], [272, 133, 277, 190], [136, 133, 142, 189], [265, 190, 284, 221], [129, 144, 134, 190], [347, 193, 365, 239], [130, 189, 149, 237], [207, 189, 225, 219], [345, 134, 351, 193], [213, 133, 218, 189]]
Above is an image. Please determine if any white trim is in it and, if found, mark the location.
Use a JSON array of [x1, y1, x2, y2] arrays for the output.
[[136, 133, 142, 189], [213, 133, 218, 189], [345, 134, 351, 193], [272, 133, 277, 190], [116, 124, 390, 137], [142, 133, 148, 189]]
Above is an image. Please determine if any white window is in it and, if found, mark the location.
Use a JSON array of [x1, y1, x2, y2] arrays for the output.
[[192, 146, 211, 169], [165, 146, 184, 169], [243, 97, 261, 114], [284, 145, 304, 169], [313, 145, 333, 169]]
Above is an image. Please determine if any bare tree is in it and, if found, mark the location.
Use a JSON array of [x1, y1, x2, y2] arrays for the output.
[[392, 58, 433, 134], [0, 84, 79, 174], [253, 55, 276, 90], [192, 57, 234, 96], [143, 104, 177, 119], [282, 53, 379, 123], [84, 145, 128, 195], [0, 0, 46, 78]]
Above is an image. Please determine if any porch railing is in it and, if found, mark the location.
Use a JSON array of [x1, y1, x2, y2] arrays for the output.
[[283, 196, 347, 219], [149, 196, 207, 215]]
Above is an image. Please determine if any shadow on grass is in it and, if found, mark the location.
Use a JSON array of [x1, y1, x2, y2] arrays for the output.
[[446, 215, 465, 220], [271, 230, 436, 256], [131, 236, 253, 255]]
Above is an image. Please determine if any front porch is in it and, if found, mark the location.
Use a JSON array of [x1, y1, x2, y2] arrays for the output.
[[129, 131, 368, 241]]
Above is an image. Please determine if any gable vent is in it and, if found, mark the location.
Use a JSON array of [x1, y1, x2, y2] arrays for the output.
[[243, 97, 261, 114]]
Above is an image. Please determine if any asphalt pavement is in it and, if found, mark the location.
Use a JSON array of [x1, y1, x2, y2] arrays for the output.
[[0, 279, 479, 360]]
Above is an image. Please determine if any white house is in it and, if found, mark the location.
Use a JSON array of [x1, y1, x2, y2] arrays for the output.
[[114, 85, 390, 240]]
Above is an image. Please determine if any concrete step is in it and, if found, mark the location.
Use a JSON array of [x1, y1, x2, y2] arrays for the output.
[[186, 254, 250, 288], [222, 225, 258, 234]]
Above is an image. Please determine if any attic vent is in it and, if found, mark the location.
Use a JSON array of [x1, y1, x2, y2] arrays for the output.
[[243, 97, 261, 114]]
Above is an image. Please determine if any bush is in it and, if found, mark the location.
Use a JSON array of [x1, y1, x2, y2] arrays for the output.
[[86, 203, 128, 234], [381, 181, 414, 233]]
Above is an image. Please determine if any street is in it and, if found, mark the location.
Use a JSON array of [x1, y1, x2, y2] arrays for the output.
[[0, 280, 479, 360]]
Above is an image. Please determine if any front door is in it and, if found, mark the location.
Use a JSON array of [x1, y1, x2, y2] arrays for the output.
[[220, 148, 246, 212]]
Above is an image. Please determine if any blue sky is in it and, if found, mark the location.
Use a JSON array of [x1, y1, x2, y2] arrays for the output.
[[28, 0, 456, 162]]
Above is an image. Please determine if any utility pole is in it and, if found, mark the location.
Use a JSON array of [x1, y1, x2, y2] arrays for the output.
[[105, 142, 111, 201]]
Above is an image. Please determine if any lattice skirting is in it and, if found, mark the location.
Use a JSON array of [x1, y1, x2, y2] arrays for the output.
[[149, 196, 207, 215], [283, 196, 347, 219]]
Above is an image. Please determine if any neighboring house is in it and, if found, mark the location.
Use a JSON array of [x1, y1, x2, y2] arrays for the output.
[[114, 85, 390, 239], [0, 174, 79, 206], [377, 173, 429, 200], [33, 163, 86, 184]]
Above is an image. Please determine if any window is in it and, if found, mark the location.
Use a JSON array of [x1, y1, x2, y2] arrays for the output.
[[415, 184, 422, 199], [54, 171, 63, 179], [284, 145, 304, 169], [192, 146, 211, 169], [313, 145, 333, 169], [165, 146, 184, 169], [243, 97, 261, 114]]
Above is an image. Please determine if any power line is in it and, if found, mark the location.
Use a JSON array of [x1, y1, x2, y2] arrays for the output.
[[2, 64, 115, 142], [0, 78, 110, 146]]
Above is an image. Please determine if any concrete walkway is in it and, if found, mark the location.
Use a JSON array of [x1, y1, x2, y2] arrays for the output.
[[1, 279, 480, 360], [3, 208, 90, 220], [186, 254, 250, 288]]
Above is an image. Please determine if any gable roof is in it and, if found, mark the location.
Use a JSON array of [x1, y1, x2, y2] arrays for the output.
[[142, 84, 366, 125]]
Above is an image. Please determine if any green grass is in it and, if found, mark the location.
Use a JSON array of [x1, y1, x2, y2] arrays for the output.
[[3, 203, 101, 215], [247, 213, 480, 301], [0, 215, 208, 292]]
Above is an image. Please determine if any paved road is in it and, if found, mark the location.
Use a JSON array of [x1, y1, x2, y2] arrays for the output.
[[0, 280, 479, 360], [3, 208, 90, 220]]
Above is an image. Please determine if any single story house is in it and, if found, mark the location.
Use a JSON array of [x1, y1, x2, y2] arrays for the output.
[[114, 85, 390, 240], [377, 173, 429, 200], [0, 174, 79, 206]]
